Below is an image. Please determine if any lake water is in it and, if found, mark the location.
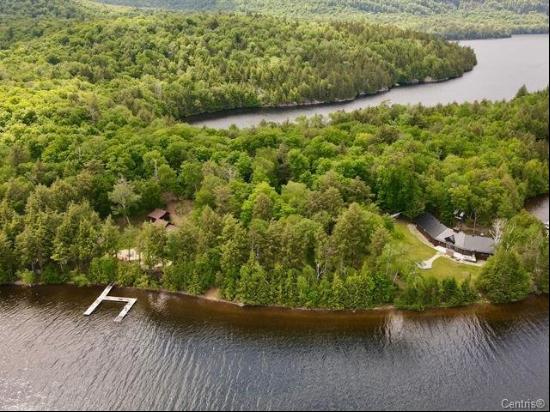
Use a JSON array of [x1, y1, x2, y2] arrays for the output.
[[191, 35, 550, 129], [526, 195, 549, 223], [0, 285, 548, 410]]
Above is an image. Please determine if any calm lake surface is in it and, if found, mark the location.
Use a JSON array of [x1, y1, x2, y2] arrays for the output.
[[1, 35, 549, 411], [0, 285, 548, 411], [191, 35, 550, 129]]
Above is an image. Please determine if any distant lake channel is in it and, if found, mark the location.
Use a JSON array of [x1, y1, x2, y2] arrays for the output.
[[190, 34, 550, 129]]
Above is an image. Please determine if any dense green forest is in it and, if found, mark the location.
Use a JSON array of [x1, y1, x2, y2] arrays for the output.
[[95, 0, 550, 39], [0, 7, 476, 118], [0, 0, 90, 19], [0, 82, 548, 308], [0, 0, 117, 51]]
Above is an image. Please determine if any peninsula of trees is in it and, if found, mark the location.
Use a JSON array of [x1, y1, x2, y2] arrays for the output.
[[1, 83, 548, 309], [0, 1, 476, 118], [0, 0, 548, 311], [95, 0, 550, 40]]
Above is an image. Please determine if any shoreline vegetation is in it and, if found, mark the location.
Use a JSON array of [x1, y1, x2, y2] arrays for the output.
[[5, 282, 548, 317], [4, 204, 545, 314], [183, 73, 466, 124]]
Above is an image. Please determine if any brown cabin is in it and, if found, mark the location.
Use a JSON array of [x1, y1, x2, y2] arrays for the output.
[[147, 208, 170, 223]]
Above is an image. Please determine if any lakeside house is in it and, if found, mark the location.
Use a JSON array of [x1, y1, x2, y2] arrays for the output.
[[415, 213, 494, 260]]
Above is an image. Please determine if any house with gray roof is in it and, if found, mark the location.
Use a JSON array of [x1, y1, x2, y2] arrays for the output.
[[415, 213, 495, 260]]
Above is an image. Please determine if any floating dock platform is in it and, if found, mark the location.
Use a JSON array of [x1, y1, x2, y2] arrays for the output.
[[84, 284, 137, 322]]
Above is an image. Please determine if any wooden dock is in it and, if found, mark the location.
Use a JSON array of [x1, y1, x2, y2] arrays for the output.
[[84, 284, 137, 322]]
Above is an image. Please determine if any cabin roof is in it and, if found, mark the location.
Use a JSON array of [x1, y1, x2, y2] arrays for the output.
[[415, 213, 449, 239], [453, 228, 494, 254], [148, 208, 169, 220], [458, 233, 495, 254]]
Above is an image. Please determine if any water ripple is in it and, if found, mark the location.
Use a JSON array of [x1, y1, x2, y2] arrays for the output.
[[0, 286, 548, 410]]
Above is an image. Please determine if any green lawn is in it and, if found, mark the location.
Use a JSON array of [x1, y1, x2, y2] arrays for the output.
[[394, 221, 482, 282]]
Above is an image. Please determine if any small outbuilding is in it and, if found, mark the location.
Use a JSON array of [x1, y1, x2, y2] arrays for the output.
[[147, 208, 178, 232], [147, 208, 170, 223]]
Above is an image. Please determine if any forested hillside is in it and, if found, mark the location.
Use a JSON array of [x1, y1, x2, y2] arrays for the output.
[[0, 0, 87, 19], [0, 0, 117, 49], [96, 0, 550, 39], [0, 11, 476, 118]]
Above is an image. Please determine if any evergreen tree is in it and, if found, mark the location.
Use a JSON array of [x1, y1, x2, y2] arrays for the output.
[[477, 250, 531, 303]]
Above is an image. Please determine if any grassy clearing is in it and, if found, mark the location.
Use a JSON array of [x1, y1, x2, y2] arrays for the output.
[[394, 221, 435, 261], [427, 257, 482, 282], [393, 221, 482, 282]]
